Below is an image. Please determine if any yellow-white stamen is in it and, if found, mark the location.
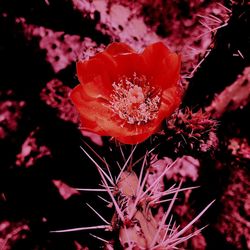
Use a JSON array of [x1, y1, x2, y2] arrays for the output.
[[110, 73, 161, 125]]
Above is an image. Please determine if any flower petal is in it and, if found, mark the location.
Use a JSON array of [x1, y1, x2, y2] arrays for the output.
[[97, 119, 160, 144], [116, 131, 154, 144], [105, 42, 135, 56], [70, 85, 108, 133], [71, 84, 180, 144], [71, 85, 160, 143], [151, 55, 181, 88], [76, 58, 114, 99], [142, 42, 181, 87], [113, 53, 147, 77], [159, 85, 183, 118], [141, 42, 171, 68]]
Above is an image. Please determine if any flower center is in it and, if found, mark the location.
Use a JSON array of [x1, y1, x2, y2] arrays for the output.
[[110, 73, 161, 125]]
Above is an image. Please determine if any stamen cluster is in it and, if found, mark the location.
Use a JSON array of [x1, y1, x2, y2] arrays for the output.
[[110, 73, 161, 125]]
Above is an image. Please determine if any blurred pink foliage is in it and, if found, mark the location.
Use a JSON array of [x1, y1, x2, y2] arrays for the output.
[[16, 129, 51, 167], [149, 155, 200, 184], [0, 221, 30, 250], [21, 19, 101, 73], [215, 168, 250, 249], [0, 97, 25, 139], [40, 79, 79, 124], [228, 138, 250, 160], [52, 180, 79, 200]]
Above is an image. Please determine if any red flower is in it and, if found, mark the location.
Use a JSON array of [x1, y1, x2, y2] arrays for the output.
[[70, 42, 182, 144]]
